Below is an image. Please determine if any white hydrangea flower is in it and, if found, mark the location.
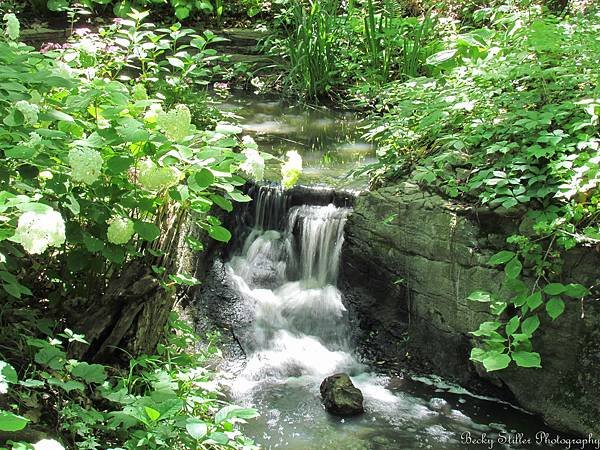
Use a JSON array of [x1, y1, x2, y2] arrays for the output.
[[15, 100, 40, 125], [68, 147, 103, 185], [3, 13, 19, 41], [281, 150, 302, 189], [33, 439, 65, 450], [240, 148, 264, 181], [242, 135, 258, 149], [157, 104, 192, 141], [13, 209, 66, 255], [144, 103, 163, 124], [107, 216, 135, 245], [138, 159, 181, 192], [25, 132, 42, 147]]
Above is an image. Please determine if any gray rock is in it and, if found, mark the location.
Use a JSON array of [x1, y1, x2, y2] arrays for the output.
[[340, 181, 600, 437], [320, 373, 364, 416]]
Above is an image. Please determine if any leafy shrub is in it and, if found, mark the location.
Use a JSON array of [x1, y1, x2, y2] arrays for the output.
[[363, 7, 599, 370]]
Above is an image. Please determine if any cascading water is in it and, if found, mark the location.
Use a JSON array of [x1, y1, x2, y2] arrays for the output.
[[219, 185, 555, 449], [226, 188, 359, 384]]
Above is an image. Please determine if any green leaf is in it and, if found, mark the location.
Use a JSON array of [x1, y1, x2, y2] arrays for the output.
[[144, 406, 161, 422], [521, 315, 540, 337], [482, 352, 511, 372], [563, 283, 588, 298], [186, 420, 208, 439], [470, 321, 501, 337], [208, 226, 231, 243], [0, 411, 29, 432], [211, 195, 233, 212], [469, 347, 486, 363], [70, 362, 107, 384], [505, 316, 520, 336], [467, 291, 492, 302], [167, 57, 185, 69], [0, 361, 17, 394], [526, 291, 543, 310], [543, 283, 566, 296], [228, 191, 252, 202], [192, 169, 215, 190], [546, 297, 565, 320], [134, 221, 160, 241], [512, 351, 541, 368], [488, 251, 515, 265], [34, 346, 66, 370], [214, 405, 259, 423], [504, 257, 522, 279]]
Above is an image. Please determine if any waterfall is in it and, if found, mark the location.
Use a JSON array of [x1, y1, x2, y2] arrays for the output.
[[225, 186, 361, 390]]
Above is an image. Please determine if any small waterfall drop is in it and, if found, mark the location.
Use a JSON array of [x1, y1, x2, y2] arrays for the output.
[[226, 187, 361, 388]]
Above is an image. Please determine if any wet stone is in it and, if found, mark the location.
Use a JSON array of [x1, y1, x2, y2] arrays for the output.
[[320, 373, 364, 416]]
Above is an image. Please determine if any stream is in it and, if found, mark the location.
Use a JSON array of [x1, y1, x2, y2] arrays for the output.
[[204, 94, 565, 449]]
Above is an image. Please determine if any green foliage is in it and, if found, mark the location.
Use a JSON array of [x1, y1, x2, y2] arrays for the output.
[[362, 6, 599, 371], [264, 0, 441, 98], [279, 0, 339, 98], [1, 313, 258, 449]]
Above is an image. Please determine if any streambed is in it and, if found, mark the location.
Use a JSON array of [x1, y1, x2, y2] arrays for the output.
[[200, 94, 568, 449]]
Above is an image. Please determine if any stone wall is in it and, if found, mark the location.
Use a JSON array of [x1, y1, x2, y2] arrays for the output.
[[340, 181, 600, 436]]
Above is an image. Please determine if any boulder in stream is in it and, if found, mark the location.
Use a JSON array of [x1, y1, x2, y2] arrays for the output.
[[320, 373, 364, 416]]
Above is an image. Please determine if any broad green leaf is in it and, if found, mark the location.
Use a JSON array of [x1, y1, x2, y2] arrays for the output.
[[208, 226, 231, 243], [563, 283, 588, 298], [469, 347, 486, 363], [521, 315, 540, 337], [505, 316, 520, 336], [543, 283, 566, 295], [504, 257, 522, 279], [526, 291, 543, 310], [214, 405, 259, 423], [144, 406, 161, 422], [488, 250, 515, 265], [167, 57, 185, 69], [134, 221, 160, 241], [228, 191, 252, 203], [193, 169, 215, 190], [512, 351, 541, 368], [70, 362, 107, 384], [0, 411, 29, 431], [211, 195, 233, 212], [34, 346, 66, 370], [546, 297, 565, 320], [482, 352, 511, 372], [0, 361, 17, 394]]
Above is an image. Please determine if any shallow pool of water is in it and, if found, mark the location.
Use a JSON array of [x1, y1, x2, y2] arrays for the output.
[[216, 93, 376, 189]]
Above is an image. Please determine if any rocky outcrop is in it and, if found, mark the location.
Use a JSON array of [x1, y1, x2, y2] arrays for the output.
[[320, 373, 364, 416], [341, 181, 600, 437]]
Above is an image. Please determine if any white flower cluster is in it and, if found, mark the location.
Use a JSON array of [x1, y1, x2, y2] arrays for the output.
[[68, 147, 103, 185], [24, 132, 42, 147], [107, 216, 135, 245], [13, 209, 66, 254], [3, 13, 19, 41], [138, 159, 181, 192], [240, 148, 265, 181], [281, 150, 302, 189], [33, 439, 65, 450], [157, 104, 192, 141], [15, 100, 40, 125]]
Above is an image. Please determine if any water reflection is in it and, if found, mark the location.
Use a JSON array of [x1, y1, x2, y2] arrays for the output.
[[215, 93, 376, 188]]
